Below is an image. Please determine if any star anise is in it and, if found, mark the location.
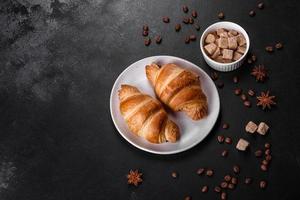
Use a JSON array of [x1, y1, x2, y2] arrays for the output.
[[127, 170, 143, 186], [257, 91, 276, 110], [251, 65, 268, 82]]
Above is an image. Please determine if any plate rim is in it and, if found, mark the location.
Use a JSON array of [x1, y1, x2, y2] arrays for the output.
[[110, 55, 220, 155]]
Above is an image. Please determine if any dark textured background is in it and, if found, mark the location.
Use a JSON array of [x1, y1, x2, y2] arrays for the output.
[[0, 0, 299, 199]]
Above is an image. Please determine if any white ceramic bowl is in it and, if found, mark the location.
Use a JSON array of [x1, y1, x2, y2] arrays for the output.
[[200, 21, 250, 72]]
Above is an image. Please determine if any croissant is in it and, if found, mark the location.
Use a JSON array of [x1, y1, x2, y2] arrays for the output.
[[145, 63, 208, 120], [118, 84, 180, 143]]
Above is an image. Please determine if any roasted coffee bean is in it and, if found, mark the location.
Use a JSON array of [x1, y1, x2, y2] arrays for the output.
[[221, 150, 228, 157], [222, 123, 229, 129], [175, 24, 181, 32], [214, 186, 221, 193], [244, 101, 251, 107], [233, 76, 239, 83], [192, 10, 198, 18], [185, 36, 190, 44], [265, 46, 274, 52], [258, 2, 264, 9], [155, 35, 162, 44], [241, 94, 247, 101], [261, 164, 268, 171], [255, 150, 263, 157], [162, 17, 170, 23], [265, 149, 271, 155], [217, 135, 225, 143], [143, 25, 149, 31], [194, 24, 200, 31], [206, 169, 214, 177], [217, 82, 224, 88], [144, 38, 151, 46], [221, 192, 227, 200], [189, 17, 194, 24], [142, 30, 148, 36], [184, 196, 191, 200], [259, 180, 267, 189], [264, 143, 271, 149], [247, 58, 253, 64], [265, 155, 272, 161], [218, 12, 225, 19], [251, 54, 257, 62], [182, 5, 189, 13], [211, 71, 218, 81], [172, 172, 178, 178], [234, 88, 242, 95], [228, 183, 235, 190], [189, 34, 196, 41], [248, 89, 255, 97], [231, 177, 238, 185], [262, 159, 269, 166], [197, 168, 205, 175], [233, 165, 240, 174], [225, 137, 232, 144], [201, 185, 208, 193], [183, 17, 189, 24], [224, 175, 231, 182], [221, 181, 228, 189], [249, 10, 256, 17], [275, 42, 283, 49], [244, 177, 252, 185]]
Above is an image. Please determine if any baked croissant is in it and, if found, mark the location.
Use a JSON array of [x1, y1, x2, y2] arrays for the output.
[[118, 84, 180, 143], [146, 63, 208, 120]]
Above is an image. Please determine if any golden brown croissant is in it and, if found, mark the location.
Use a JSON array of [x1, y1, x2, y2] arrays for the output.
[[118, 84, 180, 143], [146, 63, 208, 120]]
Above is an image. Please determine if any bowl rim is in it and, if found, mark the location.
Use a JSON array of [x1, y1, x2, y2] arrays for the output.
[[200, 21, 250, 66]]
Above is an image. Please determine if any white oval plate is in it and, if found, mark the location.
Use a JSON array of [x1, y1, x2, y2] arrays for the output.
[[110, 56, 220, 155]]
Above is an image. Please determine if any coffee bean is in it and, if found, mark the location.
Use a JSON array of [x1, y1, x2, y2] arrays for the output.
[[259, 180, 267, 189], [247, 58, 253, 64], [162, 17, 170, 23], [144, 38, 151, 46], [221, 150, 228, 157], [222, 123, 229, 129], [258, 2, 264, 9], [244, 101, 251, 107], [211, 71, 218, 81], [214, 186, 221, 193], [251, 54, 257, 62], [189, 17, 194, 24], [260, 164, 268, 171], [143, 25, 149, 31], [185, 36, 190, 44], [224, 175, 231, 182], [265, 46, 274, 52], [142, 30, 148, 36], [262, 159, 269, 166], [221, 192, 227, 200], [197, 168, 205, 175], [265, 143, 271, 149], [265, 155, 272, 161], [231, 177, 238, 185], [184, 196, 191, 200], [233, 76, 239, 83], [225, 137, 232, 144], [217, 135, 225, 143], [255, 150, 263, 157], [244, 177, 252, 185], [194, 24, 200, 31], [206, 169, 214, 177], [248, 89, 255, 97], [249, 10, 256, 17], [171, 171, 178, 178], [234, 88, 242, 95], [201, 185, 208, 193], [228, 183, 235, 190], [182, 5, 189, 13], [175, 24, 181, 32], [192, 10, 198, 18], [233, 165, 240, 174], [241, 94, 247, 101], [275, 42, 283, 49], [217, 82, 224, 88], [189, 35, 196, 41], [218, 12, 225, 19], [221, 181, 228, 189], [155, 35, 162, 44], [183, 17, 189, 24], [265, 149, 271, 155]]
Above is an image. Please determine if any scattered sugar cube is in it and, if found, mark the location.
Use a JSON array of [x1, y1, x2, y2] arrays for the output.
[[245, 121, 258, 133], [236, 138, 250, 151], [233, 52, 243, 61], [222, 49, 233, 60], [217, 28, 227, 36], [218, 37, 228, 49], [237, 34, 246, 46], [205, 33, 216, 43], [228, 30, 238, 36], [228, 37, 238, 50], [212, 47, 220, 58], [204, 43, 217, 55], [237, 46, 246, 54], [257, 122, 269, 135]]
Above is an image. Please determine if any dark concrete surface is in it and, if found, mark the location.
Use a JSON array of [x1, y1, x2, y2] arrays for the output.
[[0, 0, 299, 199]]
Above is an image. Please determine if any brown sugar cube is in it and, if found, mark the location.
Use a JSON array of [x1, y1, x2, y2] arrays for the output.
[[204, 43, 217, 55], [257, 122, 269, 135], [233, 52, 243, 61], [212, 47, 221, 59], [228, 37, 238, 50], [215, 56, 223, 63], [237, 35, 246, 46], [217, 28, 227, 36], [237, 46, 246, 54], [218, 37, 228, 49], [236, 138, 249, 151], [228, 30, 238, 37], [205, 33, 216, 43], [222, 49, 233, 60], [245, 121, 258, 133], [220, 32, 228, 38]]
